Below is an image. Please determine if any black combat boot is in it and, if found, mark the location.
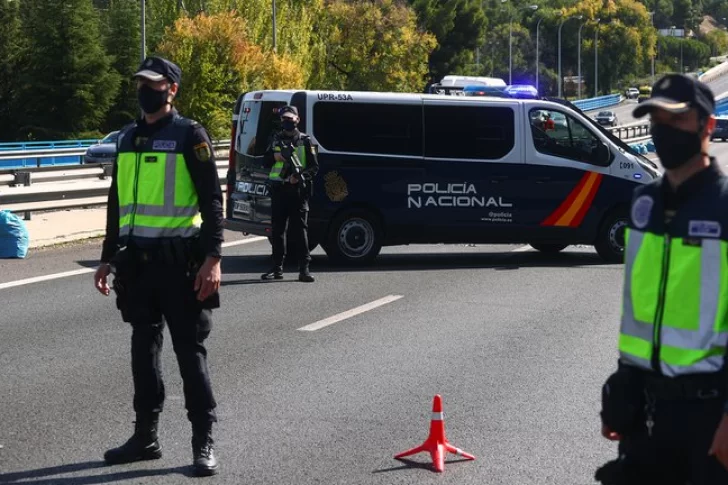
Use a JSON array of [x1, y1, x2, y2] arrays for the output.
[[104, 413, 162, 465], [192, 421, 219, 476], [298, 265, 315, 283], [261, 266, 283, 280]]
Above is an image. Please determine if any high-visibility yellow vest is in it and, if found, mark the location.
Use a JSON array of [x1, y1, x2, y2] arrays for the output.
[[619, 175, 728, 377], [116, 116, 202, 239], [269, 134, 308, 182]]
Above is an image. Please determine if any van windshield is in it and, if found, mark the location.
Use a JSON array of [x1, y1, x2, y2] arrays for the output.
[[544, 97, 658, 169], [238, 100, 287, 158]]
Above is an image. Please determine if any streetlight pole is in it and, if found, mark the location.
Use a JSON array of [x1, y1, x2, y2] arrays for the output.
[[649, 12, 655, 85], [536, 15, 545, 94], [141, 0, 146, 63], [558, 15, 581, 98], [577, 21, 585, 99], [594, 18, 600, 97], [272, 0, 277, 53], [509, 8, 518, 85], [509, 5, 538, 86]]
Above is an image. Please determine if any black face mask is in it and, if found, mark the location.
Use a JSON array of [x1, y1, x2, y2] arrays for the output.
[[281, 119, 296, 132], [650, 123, 702, 170], [138, 84, 169, 114]]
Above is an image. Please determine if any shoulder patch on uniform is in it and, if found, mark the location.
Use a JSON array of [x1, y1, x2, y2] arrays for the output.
[[631, 195, 653, 229], [688, 220, 721, 238], [193, 142, 211, 162]]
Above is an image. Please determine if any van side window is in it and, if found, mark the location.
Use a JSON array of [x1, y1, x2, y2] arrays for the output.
[[529, 108, 607, 166], [313, 102, 423, 156], [238, 101, 287, 158], [424, 106, 515, 159]]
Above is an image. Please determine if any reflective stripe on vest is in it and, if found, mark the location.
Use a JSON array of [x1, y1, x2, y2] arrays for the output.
[[117, 151, 201, 238], [269, 143, 307, 182], [619, 228, 728, 376]]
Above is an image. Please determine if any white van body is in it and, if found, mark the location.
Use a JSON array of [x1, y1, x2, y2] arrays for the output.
[[225, 90, 659, 263]]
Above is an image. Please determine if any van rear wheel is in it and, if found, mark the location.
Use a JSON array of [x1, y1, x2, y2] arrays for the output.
[[594, 211, 628, 263], [529, 243, 568, 253], [324, 210, 382, 265]]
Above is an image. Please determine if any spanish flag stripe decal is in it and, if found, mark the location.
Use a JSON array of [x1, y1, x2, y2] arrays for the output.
[[569, 174, 603, 227], [540, 172, 592, 226], [554, 172, 601, 226], [541, 172, 603, 227]]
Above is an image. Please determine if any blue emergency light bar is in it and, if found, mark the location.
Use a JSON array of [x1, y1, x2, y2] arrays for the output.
[[504, 84, 539, 99]]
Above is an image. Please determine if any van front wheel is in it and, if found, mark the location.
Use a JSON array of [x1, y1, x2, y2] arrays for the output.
[[324, 210, 382, 265], [594, 211, 628, 263]]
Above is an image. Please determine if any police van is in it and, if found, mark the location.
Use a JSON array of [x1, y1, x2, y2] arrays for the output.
[[225, 90, 660, 264]]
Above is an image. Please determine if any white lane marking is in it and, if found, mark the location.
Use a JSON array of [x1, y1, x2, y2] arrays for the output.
[[222, 236, 266, 248], [0, 268, 94, 290], [298, 295, 404, 332], [0, 236, 267, 291], [512, 245, 532, 252]]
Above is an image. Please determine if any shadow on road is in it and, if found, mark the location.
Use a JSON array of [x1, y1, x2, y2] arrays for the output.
[[76, 246, 618, 288], [0, 460, 194, 484], [220, 248, 615, 277], [372, 456, 474, 473]]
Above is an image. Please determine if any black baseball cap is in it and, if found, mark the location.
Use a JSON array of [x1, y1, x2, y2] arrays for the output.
[[278, 106, 299, 118], [133, 56, 182, 86], [633, 73, 715, 119]]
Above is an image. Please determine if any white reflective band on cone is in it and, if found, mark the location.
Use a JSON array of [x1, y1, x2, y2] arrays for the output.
[[431, 412, 444, 421]]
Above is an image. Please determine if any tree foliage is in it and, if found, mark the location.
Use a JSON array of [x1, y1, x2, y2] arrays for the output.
[[156, 11, 303, 138], [102, 0, 143, 131], [0, 0, 21, 141], [321, 0, 436, 91], [15, 0, 120, 140]]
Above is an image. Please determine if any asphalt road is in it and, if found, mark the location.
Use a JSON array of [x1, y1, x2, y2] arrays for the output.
[[3, 145, 728, 485], [590, 73, 728, 128]]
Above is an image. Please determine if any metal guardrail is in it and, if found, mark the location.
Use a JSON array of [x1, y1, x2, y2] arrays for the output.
[[606, 121, 650, 140], [573, 94, 623, 112], [0, 139, 230, 170], [0, 144, 230, 220]]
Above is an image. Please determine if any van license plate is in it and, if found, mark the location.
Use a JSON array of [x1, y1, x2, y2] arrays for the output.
[[234, 200, 251, 214]]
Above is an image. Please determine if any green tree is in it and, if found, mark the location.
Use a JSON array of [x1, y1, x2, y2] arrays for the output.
[[103, 0, 142, 131], [319, 0, 437, 92], [0, 0, 22, 141], [156, 11, 304, 138], [16, 0, 121, 140], [705, 29, 728, 56], [410, 0, 486, 82]]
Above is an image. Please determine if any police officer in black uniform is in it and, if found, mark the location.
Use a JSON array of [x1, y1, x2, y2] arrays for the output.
[[261, 106, 319, 282], [595, 74, 728, 484], [93, 56, 223, 476]]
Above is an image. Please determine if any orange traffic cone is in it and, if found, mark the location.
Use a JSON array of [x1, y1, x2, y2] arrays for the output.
[[394, 394, 475, 472]]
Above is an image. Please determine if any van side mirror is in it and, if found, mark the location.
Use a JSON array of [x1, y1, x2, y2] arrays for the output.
[[593, 142, 611, 166]]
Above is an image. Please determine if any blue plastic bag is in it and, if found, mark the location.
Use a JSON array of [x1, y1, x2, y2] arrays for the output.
[[0, 210, 30, 259]]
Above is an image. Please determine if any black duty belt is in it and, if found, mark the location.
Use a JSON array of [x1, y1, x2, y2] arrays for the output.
[[127, 238, 198, 266], [643, 372, 726, 400]]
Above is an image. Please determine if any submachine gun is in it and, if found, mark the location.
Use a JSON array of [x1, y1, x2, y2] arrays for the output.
[[278, 141, 307, 189]]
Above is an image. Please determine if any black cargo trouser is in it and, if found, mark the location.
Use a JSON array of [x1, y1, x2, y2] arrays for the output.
[[118, 256, 217, 425], [597, 377, 728, 485], [270, 184, 310, 270]]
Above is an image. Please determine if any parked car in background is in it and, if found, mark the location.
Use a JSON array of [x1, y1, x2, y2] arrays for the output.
[[83, 131, 119, 164], [625, 88, 639, 99], [711, 116, 728, 142], [637, 86, 652, 103], [595, 110, 618, 127]]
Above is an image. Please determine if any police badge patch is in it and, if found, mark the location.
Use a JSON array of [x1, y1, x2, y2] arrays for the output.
[[324, 171, 348, 202], [193, 142, 212, 162]]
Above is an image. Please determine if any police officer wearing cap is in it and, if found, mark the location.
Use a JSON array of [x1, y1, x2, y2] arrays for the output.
[[595, 73, 728, 484], [261, 105, 319, 282], [93, 56, 223, 476]]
